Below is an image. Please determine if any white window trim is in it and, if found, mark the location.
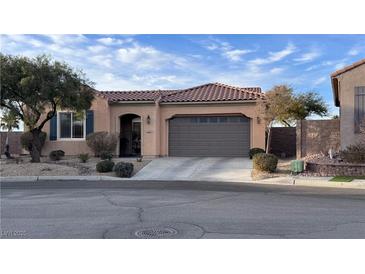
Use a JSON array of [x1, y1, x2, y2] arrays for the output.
[[57, 111, 86, 141]]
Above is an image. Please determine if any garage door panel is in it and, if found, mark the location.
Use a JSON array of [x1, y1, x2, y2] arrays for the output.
[[168, 116, 250, 157]]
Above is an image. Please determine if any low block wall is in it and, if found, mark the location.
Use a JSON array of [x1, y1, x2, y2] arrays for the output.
[[0, 132, 23, 155], [306, 162, 365, 176], [297, 119, 340, 158]]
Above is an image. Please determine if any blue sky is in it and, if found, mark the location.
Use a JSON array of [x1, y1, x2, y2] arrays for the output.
[[1, 34, 365, 115]]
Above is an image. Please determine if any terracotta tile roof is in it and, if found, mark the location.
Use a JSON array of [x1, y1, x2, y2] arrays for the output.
[[97, 90, 173, 102], [97, 83, 263, 103], [160, 83, 263, 103], [331, 58, 365, 77]]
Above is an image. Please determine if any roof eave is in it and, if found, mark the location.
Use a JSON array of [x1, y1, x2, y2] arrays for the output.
[[331, 76, 340, 107], [159, 100, 260, 105]]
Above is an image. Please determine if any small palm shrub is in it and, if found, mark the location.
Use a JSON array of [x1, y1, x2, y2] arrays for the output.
[[114, 162, 134, 178], [20, 131, 47, 152], [249, 147, 265, 159], [86, 131, 117, 157], [96, 160, 115, 173], [49, 150, 65, 161], [100, 151, 113, 160], [79, 153, 89, 163], [340, 142, 365, 163], [253, 153, 278, 172]]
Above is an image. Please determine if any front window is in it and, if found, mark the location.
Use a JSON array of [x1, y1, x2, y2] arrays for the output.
[[59, 112, 85, 139]]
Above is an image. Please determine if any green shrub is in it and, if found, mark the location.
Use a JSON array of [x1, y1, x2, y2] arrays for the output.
[[86, 131, 117, 157], [96, 160, 115, 173], [249, 147, 265, 159], [340, 142, 365, 163], [253, 153, 278, 172], [49, 150, 65, 161], [20, 131, 47, 152], [114, 162, 134, 178], [79, 153, 89, 163], [100, 151, 113, 160]]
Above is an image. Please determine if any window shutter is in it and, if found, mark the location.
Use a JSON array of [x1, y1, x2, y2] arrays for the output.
[[355, 87, 365, 133], [50, 113, 57, 141], [86, 110, 94, 136]]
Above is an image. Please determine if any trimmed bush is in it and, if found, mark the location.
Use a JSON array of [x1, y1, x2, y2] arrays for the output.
[[100, 151, 113, 160], [253, 153, 278, 172], [20, 131, 47, 152], [49, 150, 65, 161], [249, 147, 265, 159], [79, 153, 89, 163], [86, 131, 117, 157], [114, 162, 134, 178], [340, 142, 365, 164], [96, 160, 115, 173]]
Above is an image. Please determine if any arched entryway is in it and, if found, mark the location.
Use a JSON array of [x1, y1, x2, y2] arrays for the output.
[[119, 114, 141, 157]]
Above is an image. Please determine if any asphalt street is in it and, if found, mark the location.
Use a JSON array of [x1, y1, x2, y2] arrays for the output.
[[1, 180, 365, 239]]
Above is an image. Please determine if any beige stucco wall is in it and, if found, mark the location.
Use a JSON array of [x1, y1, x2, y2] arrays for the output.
[[42, 95, 110, 155], [41, 98, 265, 157], [337, 64, 365, 149], [159, 102, 266, 156], [108, 103, 159, 158]]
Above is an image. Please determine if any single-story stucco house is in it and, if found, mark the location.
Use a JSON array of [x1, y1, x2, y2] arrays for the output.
[[41, 82, 266, 158], [331, 58, 365, 149]]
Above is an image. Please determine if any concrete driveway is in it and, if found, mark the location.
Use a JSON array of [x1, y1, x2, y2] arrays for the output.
[[134, 157, 252, 182]]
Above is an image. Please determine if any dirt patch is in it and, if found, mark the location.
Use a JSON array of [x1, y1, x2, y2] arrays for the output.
[[0, 156, 150, 177]]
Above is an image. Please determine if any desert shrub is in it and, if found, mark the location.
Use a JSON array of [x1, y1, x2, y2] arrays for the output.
[[340, 142, 365, 163], [114, 162, 134, 178], [79, 153, 89, 163], [49, 150, 65, 161], [20, 131, 47, 152], [253, 153, 278, 172], [96, 160, 115, 173], [249, 147, 265, 159], [86, 131, 117, 157], [100, 151, 113, 160]]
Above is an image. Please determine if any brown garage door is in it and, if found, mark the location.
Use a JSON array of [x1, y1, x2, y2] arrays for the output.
[[168, 115, 250, 157]]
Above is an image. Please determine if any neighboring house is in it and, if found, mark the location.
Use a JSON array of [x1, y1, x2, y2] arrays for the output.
[[331, 58, 365, 149], [41, 83, 266, 157]]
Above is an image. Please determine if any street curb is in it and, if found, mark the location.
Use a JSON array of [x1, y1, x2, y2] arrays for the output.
[[1, 176, 365, 190], [256, 176, 365, 190], [0, 175, 127, 182]]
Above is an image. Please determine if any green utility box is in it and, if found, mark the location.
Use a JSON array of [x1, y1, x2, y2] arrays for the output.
[[291, 160, 304, 173]]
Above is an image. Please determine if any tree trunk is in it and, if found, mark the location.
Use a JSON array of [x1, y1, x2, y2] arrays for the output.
[[30, 129, 42, 163], [265, 122, 273, 153], [4, 130, 12, 159]]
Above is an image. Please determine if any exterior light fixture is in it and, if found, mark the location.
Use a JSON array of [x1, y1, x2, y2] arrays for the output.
[[147, 115, 151, 124]]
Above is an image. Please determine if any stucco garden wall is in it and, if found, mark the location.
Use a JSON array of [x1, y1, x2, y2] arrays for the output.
[[296, 119, 340, 158]]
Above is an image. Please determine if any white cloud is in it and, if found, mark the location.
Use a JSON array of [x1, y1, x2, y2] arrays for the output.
[[269, 67, 285, 74], [45, 34, 87, 45], [201, 37, 253, 62], [223, 49, 252, 61], [348, 48, 359, 56], [87, 45, 107, 53], [116, 44, 189, 71], [294, 49, 321, 63], [313, 76, 327, 86], [97, 37, 133, 45], [249, 43, 296, 65], [89, 54, 113, 68]]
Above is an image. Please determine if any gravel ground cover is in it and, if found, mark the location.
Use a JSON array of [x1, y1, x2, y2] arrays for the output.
[[0, 156, 150, 177]]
